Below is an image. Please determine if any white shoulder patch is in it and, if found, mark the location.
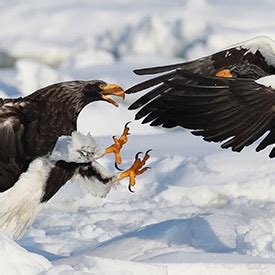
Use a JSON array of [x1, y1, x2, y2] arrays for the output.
[[255, 75, 275, 89], [235, 36, 275, 67]]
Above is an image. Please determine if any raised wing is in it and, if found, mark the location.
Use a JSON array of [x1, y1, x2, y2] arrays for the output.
[[130, 36, 275, 84], [127, 37, 275, 104], [126, 36, 275, 157], [127, 69, 275, 158]]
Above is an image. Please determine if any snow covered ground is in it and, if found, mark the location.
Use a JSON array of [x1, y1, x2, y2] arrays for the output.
[[2, 0, 275, 274]]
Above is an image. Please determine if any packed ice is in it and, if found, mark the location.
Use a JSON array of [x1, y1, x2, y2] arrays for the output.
[[1, 0, 275, 274]]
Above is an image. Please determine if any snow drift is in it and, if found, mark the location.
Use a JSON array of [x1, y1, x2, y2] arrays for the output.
[[1, 0, 275, 274]]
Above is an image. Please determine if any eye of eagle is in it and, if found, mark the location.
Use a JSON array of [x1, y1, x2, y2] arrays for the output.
[[84, 81, 107, 96]]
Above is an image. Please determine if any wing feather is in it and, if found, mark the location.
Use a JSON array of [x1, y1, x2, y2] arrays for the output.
[[128, 70, 275, 157], [127, 37, 275, 157]]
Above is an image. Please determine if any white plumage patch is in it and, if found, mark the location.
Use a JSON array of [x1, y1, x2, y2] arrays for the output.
[[50, 131, 102, 163], [256, 75, 275, 89], [236, 36, 275, 67], [0, 158, 53, 240], [50, 131, 117, 197], [0, 131, 117, 240], [69, 133, 117, 198], [73, 162, 115, 199]]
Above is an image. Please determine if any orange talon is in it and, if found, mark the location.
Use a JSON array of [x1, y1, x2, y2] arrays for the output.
[[102, 122, 131, 168], [118, 150, 152, 192]]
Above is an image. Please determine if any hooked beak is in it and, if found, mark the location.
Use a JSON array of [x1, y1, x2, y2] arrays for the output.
[[100, 84, 125, 107]]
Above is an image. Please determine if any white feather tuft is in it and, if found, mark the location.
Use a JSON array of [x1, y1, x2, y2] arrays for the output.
[[0, 131, 117, 240], [74, 161, 117, 198], [50, 131, 102, 163]]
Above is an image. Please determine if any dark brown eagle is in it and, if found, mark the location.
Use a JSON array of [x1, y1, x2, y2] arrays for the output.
[[126, 36, 275, 158], [0, 79, 154, 240], [0, 80, 124, 193]]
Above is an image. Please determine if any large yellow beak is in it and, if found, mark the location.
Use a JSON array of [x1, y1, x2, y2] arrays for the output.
[[100, 84, 125, 107]]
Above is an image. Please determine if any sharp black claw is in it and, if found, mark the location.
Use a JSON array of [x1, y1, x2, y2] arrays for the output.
[[128, 185, 135, 193], [145, 149, 153, 155], [125, 121, 131, 128], [145, 166, 151, 170], [112, 135, 116, 140], [115, 163, 123, 171], [135, 151, 143, 160]]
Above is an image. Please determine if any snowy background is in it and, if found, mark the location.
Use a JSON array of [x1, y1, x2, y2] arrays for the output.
[[2, 0, 275, 274]]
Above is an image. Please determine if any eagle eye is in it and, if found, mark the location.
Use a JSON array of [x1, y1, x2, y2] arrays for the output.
[[83, 82, 105, 97]]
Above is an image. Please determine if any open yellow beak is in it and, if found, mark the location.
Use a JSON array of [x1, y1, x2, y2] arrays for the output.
[[100, 84, 125, 107]]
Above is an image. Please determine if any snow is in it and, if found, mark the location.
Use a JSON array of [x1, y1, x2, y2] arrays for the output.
[[0, 233, 51, 275], [16, 59, 69, 96], [1, 0, 275, 274]]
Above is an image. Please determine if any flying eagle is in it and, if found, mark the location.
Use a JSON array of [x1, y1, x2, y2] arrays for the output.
[[126, 36, 275, 158], [0, 80, 151, 240]]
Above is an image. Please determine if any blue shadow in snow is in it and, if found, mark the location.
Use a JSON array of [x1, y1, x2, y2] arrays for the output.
[[94, 216, 234, 254], [18, 236, 65, 261]]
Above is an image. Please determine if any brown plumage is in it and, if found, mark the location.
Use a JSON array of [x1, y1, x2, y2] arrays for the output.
[[0, 80, 124, 192]]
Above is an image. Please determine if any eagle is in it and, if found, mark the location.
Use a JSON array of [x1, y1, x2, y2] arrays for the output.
[[0, 80, 151, 240], [126, 36, 275, 158], [0, 80, 125, 193]]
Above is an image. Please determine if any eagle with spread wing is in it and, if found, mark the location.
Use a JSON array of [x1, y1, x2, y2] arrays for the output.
[[126, 36, 275, 158]]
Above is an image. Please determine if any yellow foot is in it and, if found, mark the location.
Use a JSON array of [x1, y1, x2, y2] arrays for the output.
[[102, 122, 131, 169], [118, 150, 152, 193]]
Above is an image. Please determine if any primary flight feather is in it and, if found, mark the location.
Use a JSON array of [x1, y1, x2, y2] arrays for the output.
[[126, 36, 275, 158]]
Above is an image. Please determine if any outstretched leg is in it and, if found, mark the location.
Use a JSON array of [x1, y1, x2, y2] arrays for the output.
[[101, 122, 131, 169], [117, 150, 152, 192]]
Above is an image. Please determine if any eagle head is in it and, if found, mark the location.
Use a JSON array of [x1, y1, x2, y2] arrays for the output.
[[83, 80, 125, 107]]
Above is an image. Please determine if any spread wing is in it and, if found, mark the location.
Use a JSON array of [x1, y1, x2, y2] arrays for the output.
[[128, 70, 275, 157], [126, 37, 275, 158], [129, 36, 275, 87], [0, 81, 86, 192], [127, 36, 275, 109]]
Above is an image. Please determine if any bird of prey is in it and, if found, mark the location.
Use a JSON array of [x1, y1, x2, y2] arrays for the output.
[[0, 80, 150, 239], [0, 80, 125, 193], [126, 36, 275, 158]]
